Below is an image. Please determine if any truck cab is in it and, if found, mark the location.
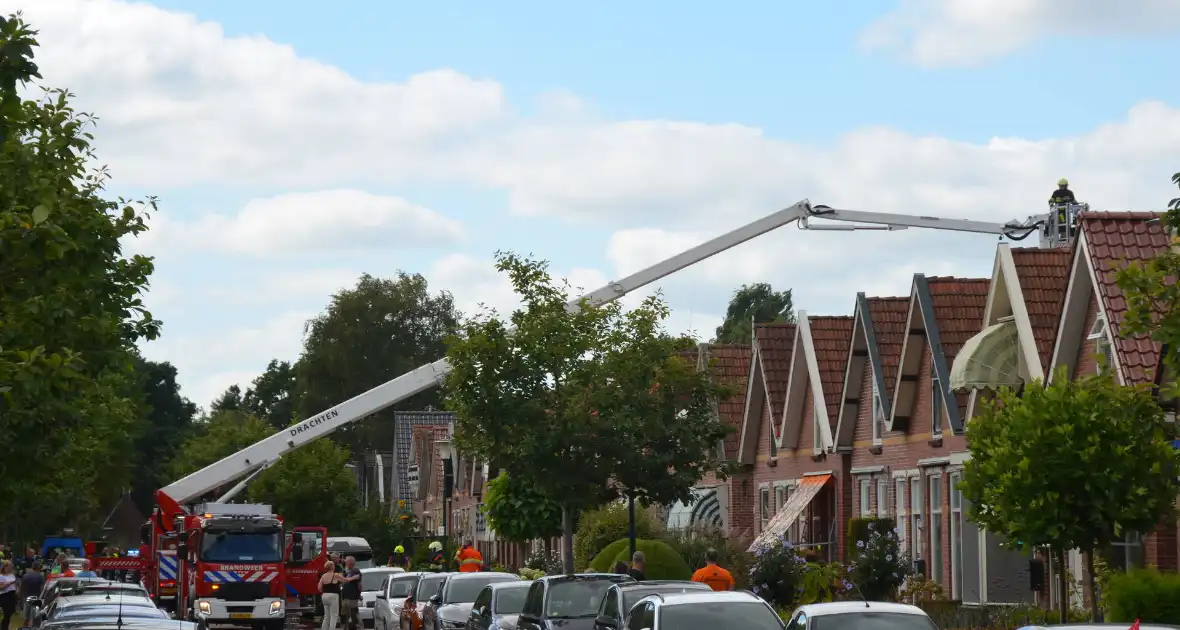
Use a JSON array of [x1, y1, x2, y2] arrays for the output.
[[327, 537, 374, 569]]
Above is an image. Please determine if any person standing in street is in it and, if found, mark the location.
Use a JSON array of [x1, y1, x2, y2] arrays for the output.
[[690, 549, 734, 591], [318, 560, 344, 630], [74, 560, 97, 578], [19, 562, 43, 620], [456, 542, 483, 573], [0, 560, 18, 630], [339, 556, 362, 630], [627, 552, 646, 581]]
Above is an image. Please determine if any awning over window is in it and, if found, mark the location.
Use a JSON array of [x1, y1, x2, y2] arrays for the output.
[[949, 320, 1023, 391], [748, 474, 830, 552]]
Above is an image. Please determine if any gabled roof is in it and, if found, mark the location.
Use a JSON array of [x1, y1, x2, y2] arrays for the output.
[[889, 275, 989, 434], [834, 295, 908, 449], [1050, 211, 1168, 385], [1010, 247, 1073, 371], [699, 343, 753, 461], [777, 312, 853, 452], [736, 324, 795, 464]]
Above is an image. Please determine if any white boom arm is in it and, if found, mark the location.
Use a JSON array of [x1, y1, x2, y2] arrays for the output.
[[160, 201, 1043, 503]]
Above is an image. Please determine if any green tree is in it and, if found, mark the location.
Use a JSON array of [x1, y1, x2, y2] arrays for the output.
[[446, 253, 726, 572], [961, 371, 1180, 619], [243, 359, 298, 429], [130, 357, 198, 513], [297, 273, 460, 458], [249, 438, 359, 530], [345, 498, 421, 561], [0, 14, 160, 538], [482, 472, 562, 556], [714, 283, 794, 343], [210, 384, 244, 415], [165, 411, 275, 486]]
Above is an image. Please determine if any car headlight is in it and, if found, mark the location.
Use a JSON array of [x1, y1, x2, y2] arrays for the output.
[[269, 601, 283, 615], [197, 601, 211, 614]]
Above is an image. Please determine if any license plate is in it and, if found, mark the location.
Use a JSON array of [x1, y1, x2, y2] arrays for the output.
[[229, 613, 253, 619]]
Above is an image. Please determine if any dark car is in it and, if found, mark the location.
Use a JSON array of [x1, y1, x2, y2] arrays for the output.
[[592, 580, 711, 630], [31, 620, 198, 630], [466, 581, 531, 630], [42, 594, 165, 625], [423, 573, 520, 630], [516, 574, 634, 630], [27, 578, 111, 623]]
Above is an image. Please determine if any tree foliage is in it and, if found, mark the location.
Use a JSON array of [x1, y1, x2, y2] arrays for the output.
[[345, 499, 421, 561], [297, 273, 460, 458], [446, 253, 730, 572], [130, 357, 198, 513], [210, 384, 244, 415], [714, 282, 794, 343], [242, 359, 298, 429], [0, 14, 160, 537], [962, 371, 1179, 615], [482, 472, 562, 544], [249, 438, 359, 530], [165, 411, 275, 483]]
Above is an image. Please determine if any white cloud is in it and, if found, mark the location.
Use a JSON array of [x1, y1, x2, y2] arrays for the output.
[[860, 0, 1180, 67], [202, 268, 361, 306], [137, 190, 464, 257]]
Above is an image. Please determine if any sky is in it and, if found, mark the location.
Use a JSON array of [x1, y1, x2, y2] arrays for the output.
[[7, 0, 1180, 410]]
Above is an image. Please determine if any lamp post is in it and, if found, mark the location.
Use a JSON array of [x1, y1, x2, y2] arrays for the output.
[[434, 439, 455, 562]]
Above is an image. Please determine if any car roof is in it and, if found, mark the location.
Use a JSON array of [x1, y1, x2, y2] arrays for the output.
[[797, 602, 929, 617], [617, 581, 706, 591], [643, 591, 762, 606], [41, 620, 192, 630], [447, 572, 519, 581], [57, 595, 156, 607], [361, 567, 404, 574], [539, 573, 633, 584], [490, 581, 531, 590]]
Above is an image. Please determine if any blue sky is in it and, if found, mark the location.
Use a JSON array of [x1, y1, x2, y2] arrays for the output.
[[10, 0, 1180, 409]]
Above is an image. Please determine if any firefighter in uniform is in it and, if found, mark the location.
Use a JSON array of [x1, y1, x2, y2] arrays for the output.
[[427, 541, 445, 572], [389, 546, 410, 570], [456, 542, 483, 573]]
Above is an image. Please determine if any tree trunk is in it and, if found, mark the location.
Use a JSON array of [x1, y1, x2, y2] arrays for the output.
[[516, 541, 527, 571], [561, 505, 575, 574], [1057, 547, 1070, 619], [628, 492, 637, 559], [1084, 549, 1101, 622]]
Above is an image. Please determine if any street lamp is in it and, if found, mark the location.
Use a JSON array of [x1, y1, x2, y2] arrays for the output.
[[434, 439, 455, 560]]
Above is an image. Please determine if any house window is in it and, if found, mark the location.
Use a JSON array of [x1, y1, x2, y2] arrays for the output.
[[1106, 532, 1144, 571], [876, 477, 888, 517], [928, 473, 943, 584], [759, 486, 771, 530], [1088, 313, 1114, 372], [895, 478, 908, 553], [775, 485, 787, 513], [910, 476, 924, 567], [859, 478, 871, 516], [872, 380, 885, 444], [931, 376, 944, 436], [949, 471, 964, 599]]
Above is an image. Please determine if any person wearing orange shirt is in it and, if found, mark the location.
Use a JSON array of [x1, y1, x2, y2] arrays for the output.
[[455, 542, 483, 573], [690, 549, 734, 592]]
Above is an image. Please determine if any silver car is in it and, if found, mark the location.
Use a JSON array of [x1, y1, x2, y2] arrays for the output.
[[374, 572, 425, 630], [359, 567, 407, 629]]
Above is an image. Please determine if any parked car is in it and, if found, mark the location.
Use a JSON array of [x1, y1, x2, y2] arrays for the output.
[[400, 573, 453, 630], [627, 591, 784, 630], [783, 601, 937, 630], [40, 594, 165, 626], [33, 618, 198, 630], [465, 581, 531, 630], [27, 580, 125, 626], [516, 574, 634, 630], [360, 567, 407, 628], [375, 572, 424, 630], [421, 573, 520, 630], [592, 580, 712, 630]]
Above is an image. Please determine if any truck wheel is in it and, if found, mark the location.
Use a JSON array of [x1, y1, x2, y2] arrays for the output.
[[264, 619, 285, 630]]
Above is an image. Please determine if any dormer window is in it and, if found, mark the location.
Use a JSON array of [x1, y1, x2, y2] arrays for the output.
[[871, 379, 885, 445], [1088, 313, 1114, 372]]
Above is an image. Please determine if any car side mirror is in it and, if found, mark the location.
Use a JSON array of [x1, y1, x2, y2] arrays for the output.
[[595, 615, 618, 629], [376, 593, 386, 600], [430, 595, 441, 604]]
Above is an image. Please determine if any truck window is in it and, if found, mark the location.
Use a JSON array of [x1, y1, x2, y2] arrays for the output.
[[200, 532, 282, 563]]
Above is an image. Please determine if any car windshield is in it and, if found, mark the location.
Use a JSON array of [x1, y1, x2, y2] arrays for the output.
[[545, 580, 616, 618], [199, 531, 282, 563], [415, 575, 446, 600], [620, 584, 709, 610], [494, 587, 528, 614], [362, 570, 401, 592], [387, 577, 417, 598], [812, 612, 939, 630], [444, 576, 518, 604], [659, 602, 784, 630]]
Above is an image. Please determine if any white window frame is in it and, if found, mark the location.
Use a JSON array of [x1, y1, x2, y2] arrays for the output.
[[931, 374, 944, 436], [871, 379, 885, 445], [859, 478, 872, 516], [1109, 532, 1144, 571], [911, 476, 924, 565], [759, 485, 771, 530], [895, 477, 908, 553], [1089, 313, 1114, 372], [876, 477, 888, 517], [949, 470, 964, 599], [774, 484, 787, 513], [928, 473, 943, 584]]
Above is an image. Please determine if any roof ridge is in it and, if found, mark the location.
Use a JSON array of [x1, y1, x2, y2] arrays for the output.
[[1078, 210, 1164, 220], [808, 314, 854, 319], [926, 276, 990, 283], [753, 322, 797, 328]]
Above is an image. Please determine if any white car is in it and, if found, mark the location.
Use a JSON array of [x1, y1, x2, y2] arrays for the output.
[[374, 571, 424, 630], [627, 591, 784, 630], [784, 601, 938, 630], [359, 567, 407, 629]]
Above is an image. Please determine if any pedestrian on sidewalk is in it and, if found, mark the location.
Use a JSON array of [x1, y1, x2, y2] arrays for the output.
[[0, 560, 18, 630], [690, 549, 734, 591]]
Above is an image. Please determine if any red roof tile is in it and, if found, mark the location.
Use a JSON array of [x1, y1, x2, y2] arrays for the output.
[[754, 323, 796, 438], [1010, 247, 1072, 370], [926, 277, 991, 362], [808, 316, 854, 425], [865, 297, 910, 396], [1078, 211, 1168, 385], [702, 344, 752, 460]]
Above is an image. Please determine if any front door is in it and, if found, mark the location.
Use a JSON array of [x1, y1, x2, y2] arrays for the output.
[[285, 527, 328, 611]]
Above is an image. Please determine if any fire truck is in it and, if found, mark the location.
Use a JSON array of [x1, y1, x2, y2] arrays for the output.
[[97, 198, 1072, 624]]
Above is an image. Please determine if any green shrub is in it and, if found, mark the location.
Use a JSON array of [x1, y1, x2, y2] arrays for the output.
[[573, 502, 661, 569], [590, 538, 633, 573], [1106, 567, 1180, 623], [610, 539, 691, 581], [663, 526, 752, 589], [845, 517, 894, 561]]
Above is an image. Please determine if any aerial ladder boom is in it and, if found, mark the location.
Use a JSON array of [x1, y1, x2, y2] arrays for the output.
[[158, 200, 1047, 506]]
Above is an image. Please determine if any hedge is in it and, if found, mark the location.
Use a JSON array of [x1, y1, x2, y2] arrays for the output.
[[590, 538, 633, 573], [610, 539, 691, 581], [1105, 567, 1180, 623]]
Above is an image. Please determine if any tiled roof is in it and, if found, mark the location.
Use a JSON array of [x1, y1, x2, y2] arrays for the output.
[[1010, 247, 1073, 370], [754, 323, 796, 437], [1078, 211, 1168, 385], [865, 297, 910, 396], [809, 316, 854, 424], [927, 277, 990, 410], [703, 344, 753, 460]]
